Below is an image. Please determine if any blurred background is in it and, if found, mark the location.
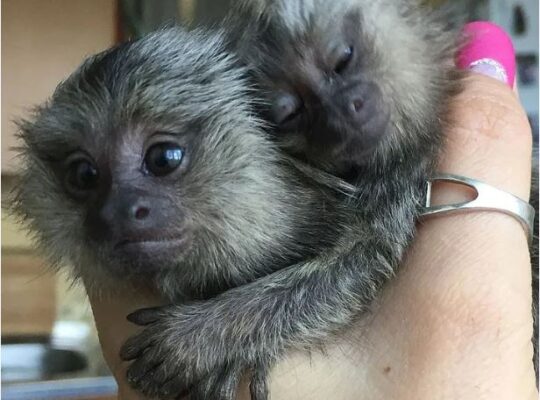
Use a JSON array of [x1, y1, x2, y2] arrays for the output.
[[1, 0, 538, 399]]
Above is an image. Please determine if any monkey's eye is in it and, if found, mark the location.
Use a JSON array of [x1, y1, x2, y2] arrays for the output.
[[65, 158, 99, 195], [333, 46, 354, 74], [144, 142, 184, 176], [272, 93, 303, 127]]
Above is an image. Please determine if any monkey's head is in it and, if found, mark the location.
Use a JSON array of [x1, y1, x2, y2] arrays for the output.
[[14, 28, 326, 296], [231, 0, 462, 173]]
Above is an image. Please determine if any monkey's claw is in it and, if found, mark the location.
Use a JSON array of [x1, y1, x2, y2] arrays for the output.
[[121, 304, 272, 399], [120, 305, 194, 398], [189, 362, 269, 400], [126, 306, 163, 325], [250, 365, 269, 400], [189, 364, 243, 400]]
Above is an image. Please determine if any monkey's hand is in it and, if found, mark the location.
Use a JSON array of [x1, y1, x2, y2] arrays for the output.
[[120, 303, 270, 400], [120, 235, 397, 400]]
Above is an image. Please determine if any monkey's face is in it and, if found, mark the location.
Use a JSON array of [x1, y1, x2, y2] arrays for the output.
[[58, 127, 195, 273], [15, 29, 302, 289], [238, 0, 460, 172], [258, 10, 390, 170]]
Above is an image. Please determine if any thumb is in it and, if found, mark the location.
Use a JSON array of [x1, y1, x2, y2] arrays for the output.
[[370, 21, 536, 400]]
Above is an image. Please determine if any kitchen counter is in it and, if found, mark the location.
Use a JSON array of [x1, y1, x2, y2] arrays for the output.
[[2, 377, 117, 400]]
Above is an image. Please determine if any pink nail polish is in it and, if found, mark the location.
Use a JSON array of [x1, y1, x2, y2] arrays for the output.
[[456, 21, 516, 87]]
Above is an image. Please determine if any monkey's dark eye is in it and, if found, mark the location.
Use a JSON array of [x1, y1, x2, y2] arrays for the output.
[[144, 142, 184, 176], [65, 159, 99, 195], [334, 46, 354, 74]]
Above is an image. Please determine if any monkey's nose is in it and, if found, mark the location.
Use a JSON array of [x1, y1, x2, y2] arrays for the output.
[[350, 98, 364, 113], [99, 191, 152, 225], [91, 189, 173, 244], [133, 205, 150, 220], [124, 198, 153, 224]]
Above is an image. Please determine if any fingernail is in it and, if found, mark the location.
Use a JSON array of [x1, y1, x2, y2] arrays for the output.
[[456, 21, 516, 87]]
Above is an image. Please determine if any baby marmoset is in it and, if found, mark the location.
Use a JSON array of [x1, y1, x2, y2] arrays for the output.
[[114, 0, 465, 395], [228, 0, 462, 174], [15, 28, 350, 298], [229, 0, 539, 391], [14, 26, 356, 399]]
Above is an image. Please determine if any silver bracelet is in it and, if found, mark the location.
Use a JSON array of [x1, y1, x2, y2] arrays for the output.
[[420, 173, 535, 243]]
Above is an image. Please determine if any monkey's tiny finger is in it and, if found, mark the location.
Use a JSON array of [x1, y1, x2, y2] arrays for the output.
[[158, 376, 191, 399], [150, 360, 188, 388], [120, 344, 143, 361], [129, 371, 163, 399], [188, 379, 212, 400], [249, 366, 269, 400], [190, 369, 237, 400], [120, 334, 154, 360], [174, 388, 191, 400], [215, 370, 242, 400], [126, 357, 161, 386], [126, 307, 164, 325]]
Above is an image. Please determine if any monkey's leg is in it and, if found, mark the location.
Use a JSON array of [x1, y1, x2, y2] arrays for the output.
[[121, 234, 398, 399]]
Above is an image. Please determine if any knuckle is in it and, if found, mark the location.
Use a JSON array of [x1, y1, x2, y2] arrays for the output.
[[455, 76, 532, 144]]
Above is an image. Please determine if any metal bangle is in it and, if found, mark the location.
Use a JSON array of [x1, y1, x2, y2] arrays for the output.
[[420, 173, 535, 243]]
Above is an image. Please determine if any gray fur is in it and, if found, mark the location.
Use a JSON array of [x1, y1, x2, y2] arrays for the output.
[[12, 26, 356, 399], [227, 0, 462, 172], [12, 1, 492, 399], [118, 1, 464, 399], [13, 27, 346, 299], [223, 0, 539, 391]]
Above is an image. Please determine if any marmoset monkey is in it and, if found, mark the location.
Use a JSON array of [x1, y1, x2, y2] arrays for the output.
[[114, 0, 463, 398], [14, 27, 357, 399], [227, 0, 462, 175], [227, 0, 539, 389]]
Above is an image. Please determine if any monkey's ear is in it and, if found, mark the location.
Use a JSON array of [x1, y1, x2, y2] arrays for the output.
[[126, 307, 163, 325], [14, 115, 70, 163]]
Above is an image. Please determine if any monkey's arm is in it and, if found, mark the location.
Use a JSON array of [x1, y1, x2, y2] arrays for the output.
[[120, 231, 400, 400]]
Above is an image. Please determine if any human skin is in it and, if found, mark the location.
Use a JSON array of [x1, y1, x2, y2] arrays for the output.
[[89, 73, 537, 400]]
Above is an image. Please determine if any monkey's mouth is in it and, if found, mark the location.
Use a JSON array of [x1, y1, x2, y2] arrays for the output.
[[115, 236, 187, 250], [112, 235, 191, 263], [99, 234, 192, 274]]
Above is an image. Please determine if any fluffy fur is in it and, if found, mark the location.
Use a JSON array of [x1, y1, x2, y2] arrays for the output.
[[225, 0, 539, 390], [12, 26, 360, 399], [227, 0, 462, 173], [16, 1, 536, 399], [13, 1, 465, 399], [117, 1, 464, 399], [14, 28, 346, 300]]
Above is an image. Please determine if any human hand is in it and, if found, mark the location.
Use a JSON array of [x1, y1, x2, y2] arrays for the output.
[[88, 22, 537, 400], [264, 21, 537, 400]]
